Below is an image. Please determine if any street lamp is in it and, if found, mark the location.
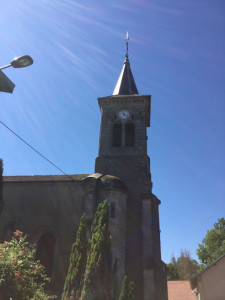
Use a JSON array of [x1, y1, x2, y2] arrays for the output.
[[0, 55, 33, 93], [0, 55, 33, 70]]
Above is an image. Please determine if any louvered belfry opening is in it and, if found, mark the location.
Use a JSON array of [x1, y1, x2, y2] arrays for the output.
[[112, 123, 122, 147], [112, 121, 135, 148], [125, 122, 135, 147]]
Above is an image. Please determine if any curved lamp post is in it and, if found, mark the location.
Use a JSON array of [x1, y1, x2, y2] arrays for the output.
[[0, 55, 33, 93]]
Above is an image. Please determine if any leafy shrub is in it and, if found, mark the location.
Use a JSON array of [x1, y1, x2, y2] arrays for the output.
[[0, 230, 52, 300]]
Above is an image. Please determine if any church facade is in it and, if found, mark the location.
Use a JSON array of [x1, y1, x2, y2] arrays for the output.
[[0, 46, 167, 299]]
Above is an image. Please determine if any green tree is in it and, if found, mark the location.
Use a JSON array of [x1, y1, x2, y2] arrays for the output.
[[81, 200, 112, 300], [128, 281, 135, 300], [197, 218, 225, 268], [176, 250, 199, 280], [0, 230, 51, 300], [0, 159, 3, 213], [166, 255, 179, 280], [62, 214, 89, 300], [167, 250, 199, 280], [119, 275, 136, 300]]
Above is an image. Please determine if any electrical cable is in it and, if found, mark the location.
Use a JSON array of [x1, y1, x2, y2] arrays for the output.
[[0, 120, 75, 181]]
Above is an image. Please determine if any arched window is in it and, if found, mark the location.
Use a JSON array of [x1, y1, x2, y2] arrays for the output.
[[4, 221, 16, 241], [36, 233, 56, 277], [112, 123, 122, 147], [125, 122, 135, 147]]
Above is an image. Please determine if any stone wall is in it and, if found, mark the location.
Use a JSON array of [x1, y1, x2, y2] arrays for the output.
[[0, 175, 88, 294]]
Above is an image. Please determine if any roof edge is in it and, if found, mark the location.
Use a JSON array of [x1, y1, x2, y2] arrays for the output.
[[190, 253, 225, 290], [3, 174, 90, 182]]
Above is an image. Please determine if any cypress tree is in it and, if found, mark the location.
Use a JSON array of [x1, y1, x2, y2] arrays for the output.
[[62, 213, 88, 300], [119, 275, 136, 300], [81, 200, 112, 300], [119, 275, 129, 300], [128, 281, 136, 300]]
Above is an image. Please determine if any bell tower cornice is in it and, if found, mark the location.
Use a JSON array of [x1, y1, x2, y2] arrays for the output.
[[97, 95, 151, 127]]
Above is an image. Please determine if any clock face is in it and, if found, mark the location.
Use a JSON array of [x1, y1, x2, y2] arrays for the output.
[[118, 110, 130, 120]]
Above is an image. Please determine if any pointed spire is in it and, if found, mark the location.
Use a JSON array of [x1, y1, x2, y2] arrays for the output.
[[126, 31, 129, 58], [113, 33, 138, 96]]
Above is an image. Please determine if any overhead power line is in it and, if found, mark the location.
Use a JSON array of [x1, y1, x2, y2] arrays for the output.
[[0, 120, 74, 181]]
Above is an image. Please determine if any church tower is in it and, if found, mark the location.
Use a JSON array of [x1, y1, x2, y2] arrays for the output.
[[95, 35, 167, 300]]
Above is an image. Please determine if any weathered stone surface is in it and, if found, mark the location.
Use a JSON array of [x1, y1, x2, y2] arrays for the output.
[[95, 92, 167, 300]]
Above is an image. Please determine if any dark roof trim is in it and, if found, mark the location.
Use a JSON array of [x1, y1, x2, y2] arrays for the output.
[[3, 174, 90, 182]]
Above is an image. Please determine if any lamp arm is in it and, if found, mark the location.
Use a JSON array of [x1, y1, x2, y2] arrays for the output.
[[0, 64, 12, 70]]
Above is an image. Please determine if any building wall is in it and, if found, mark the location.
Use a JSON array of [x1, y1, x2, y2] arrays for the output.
[[0, 177, 87, 292], [98, 187, 127, 295], [0, 174, 130, 297], [197, 256, 225, 300]]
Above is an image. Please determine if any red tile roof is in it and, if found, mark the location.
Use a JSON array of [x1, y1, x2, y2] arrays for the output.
[[168, 281, 196, 300]]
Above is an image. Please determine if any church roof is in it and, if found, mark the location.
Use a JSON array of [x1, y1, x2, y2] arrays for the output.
[[113, 55, 138, 96], [100, 175, 127, 192], [167, 281, 196, 300], [3, 174, 89, 182], [113, 33, 138, 96]]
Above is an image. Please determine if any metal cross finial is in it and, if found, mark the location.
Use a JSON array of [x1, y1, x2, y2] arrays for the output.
[[126, 31, 129, 58]]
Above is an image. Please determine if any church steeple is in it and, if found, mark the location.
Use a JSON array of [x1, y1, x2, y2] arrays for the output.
[[113, 33, 138, 96], [95, 37, 168, 300]]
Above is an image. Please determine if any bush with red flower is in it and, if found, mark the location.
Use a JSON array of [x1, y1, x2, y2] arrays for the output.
[[0, 230, 53, 299]]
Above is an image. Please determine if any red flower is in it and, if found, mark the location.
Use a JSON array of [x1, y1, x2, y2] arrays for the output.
[[12, 257, 17, 265], [2, 243, 7, 248], [33, 265, 39, 273], [13, 230, 23, 238], [14, 271, 21, 279]]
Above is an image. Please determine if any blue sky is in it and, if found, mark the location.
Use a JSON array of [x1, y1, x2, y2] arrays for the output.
[[0, 0, 224, 263]]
